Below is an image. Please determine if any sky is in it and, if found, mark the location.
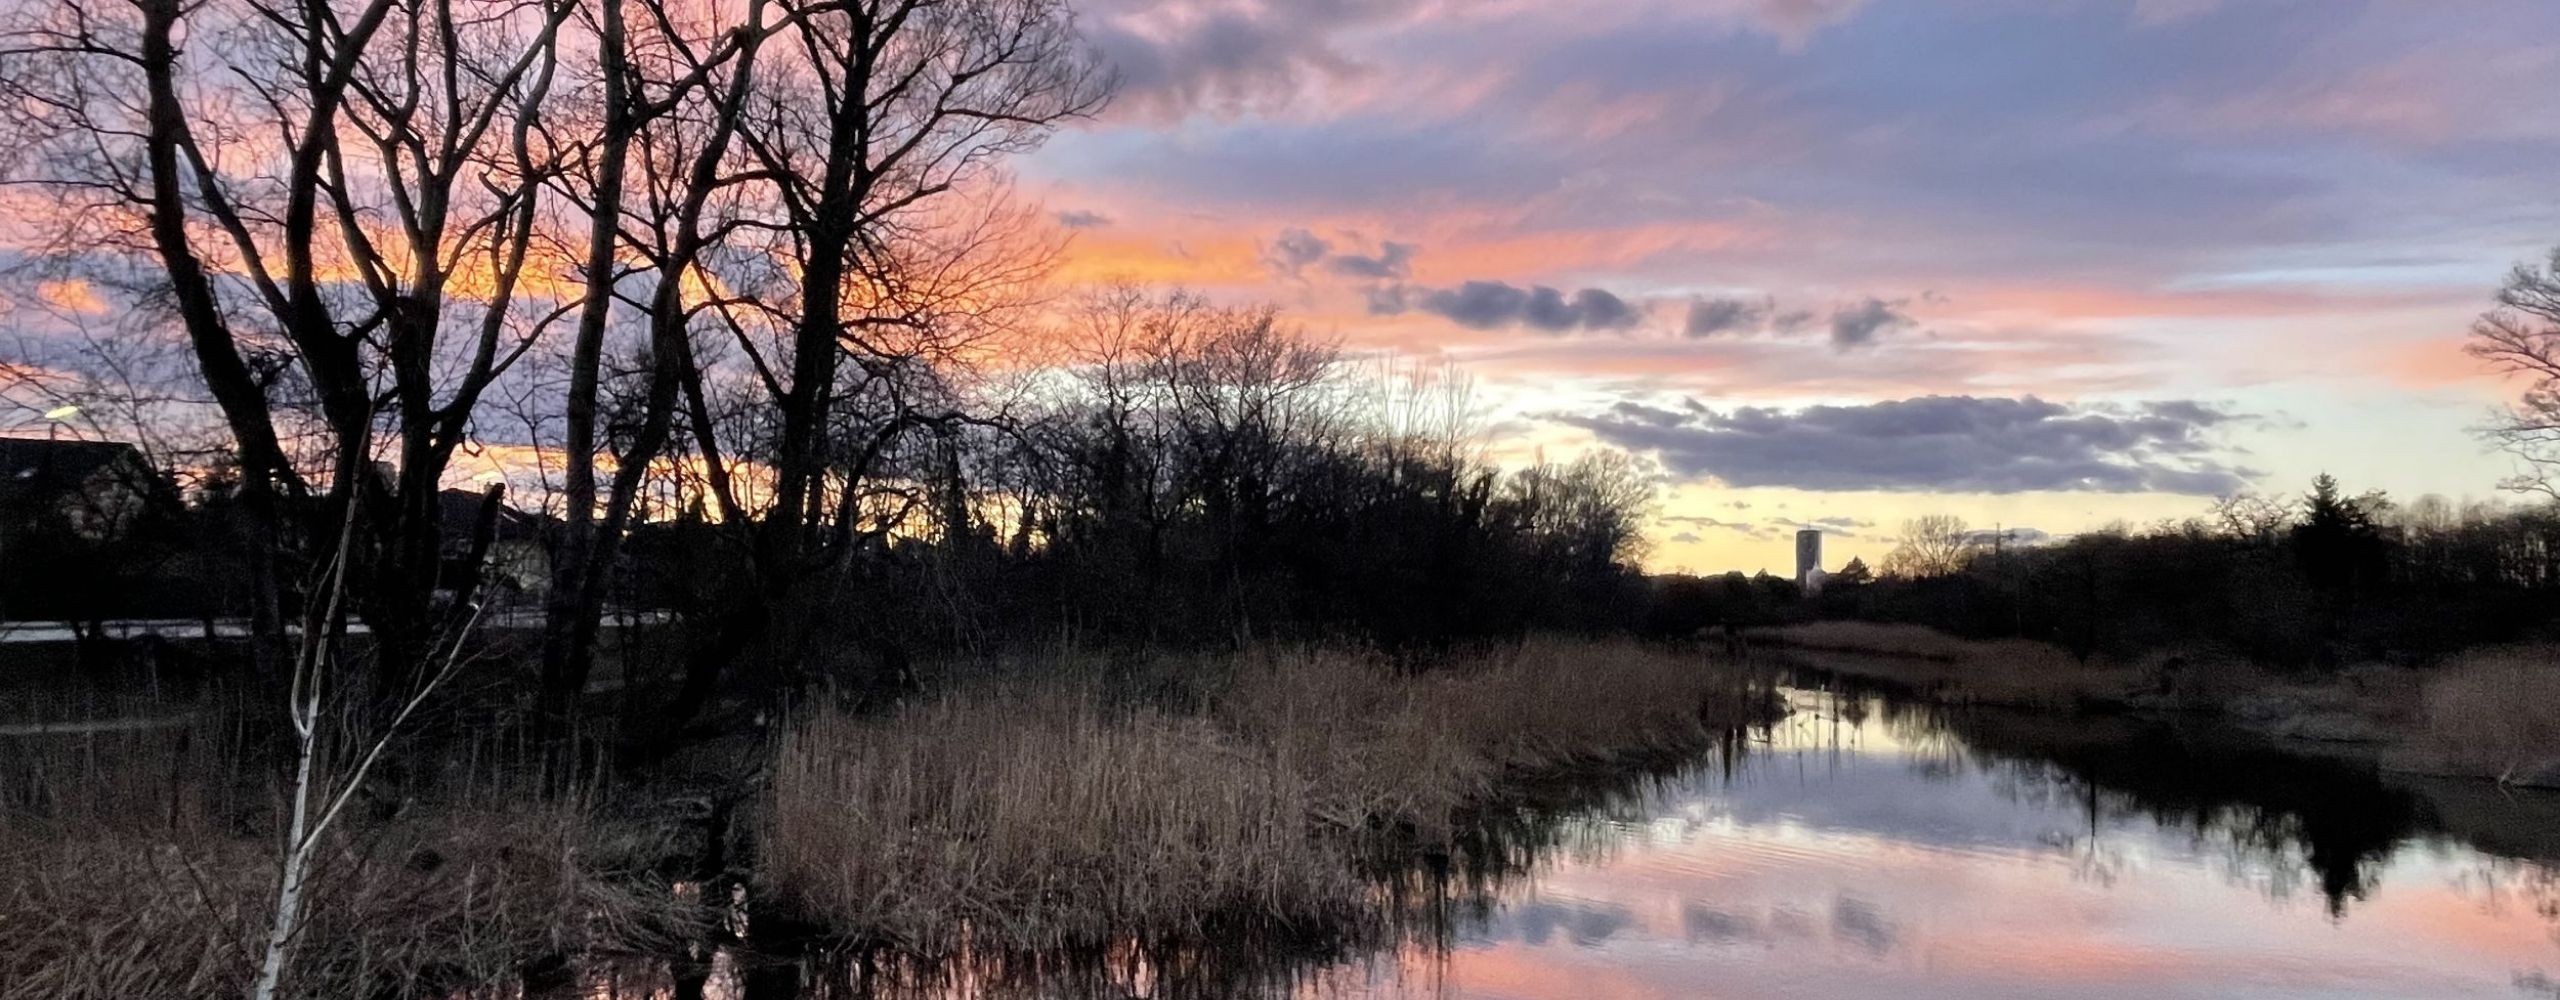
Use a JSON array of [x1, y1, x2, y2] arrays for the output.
[[1014, 0, 2560, 575]]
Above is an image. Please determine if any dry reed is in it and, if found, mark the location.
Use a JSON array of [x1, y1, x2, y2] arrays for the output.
[[1757, 621, 2138, 709], [0, 699, 703, 1000], [2418, 645, 2560, 779], [760, 636, 1748, 952], [0, 804, 694, 1000]]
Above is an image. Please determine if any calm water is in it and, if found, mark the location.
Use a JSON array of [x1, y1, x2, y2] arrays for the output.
[[605, 683, 2560, 1000]]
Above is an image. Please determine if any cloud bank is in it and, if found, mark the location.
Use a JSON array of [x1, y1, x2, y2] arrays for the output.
[[1376, 280, 1641, 334], [1567, 395, 2252, 494]]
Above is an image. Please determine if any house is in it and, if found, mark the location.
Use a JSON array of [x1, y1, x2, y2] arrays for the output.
[[435, 487, 556, 602], [0, 438, 161, 544]]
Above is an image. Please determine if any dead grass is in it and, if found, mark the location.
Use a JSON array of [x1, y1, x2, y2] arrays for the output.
[[1756, 621, 2141, 709], [2418, 645, 2560, 779], [760, 636, 1753, 951], [0, 803, 696, 1000], [0, 698, 704, 1000], [762, 682, 1358, 951]]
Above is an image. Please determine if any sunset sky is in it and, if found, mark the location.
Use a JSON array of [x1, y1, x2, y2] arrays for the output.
[[1014, 0, 2560, 574]]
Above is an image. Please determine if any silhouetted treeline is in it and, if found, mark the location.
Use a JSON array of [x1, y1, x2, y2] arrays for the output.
[[620, 291, 1656, 671], [6, 292, 1656, 694], [1775, 476, 2560, 668]]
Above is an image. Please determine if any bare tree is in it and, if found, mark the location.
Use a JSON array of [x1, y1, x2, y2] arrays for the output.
[[629, 0, 1109, 735], [2209, 491, 2293, 546], [537, 0, 794, 719], [0, 0, 579, 670], [1883, 514, 1972, 579], [251, 493, 490, 1000], [2470, 247, 2560, 499]]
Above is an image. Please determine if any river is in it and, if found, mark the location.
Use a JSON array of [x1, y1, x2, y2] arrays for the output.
[[587, 680, 2560, 1000]]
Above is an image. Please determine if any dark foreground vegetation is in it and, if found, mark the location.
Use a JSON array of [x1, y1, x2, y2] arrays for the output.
[[1, 638, 1765, 999]]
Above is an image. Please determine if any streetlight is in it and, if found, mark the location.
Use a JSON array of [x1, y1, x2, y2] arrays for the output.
[[39, 405, 78, 441], [2, 406, 82, 623]]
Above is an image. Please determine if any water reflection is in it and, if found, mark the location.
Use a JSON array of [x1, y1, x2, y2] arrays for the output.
[[579, 681, 2560, 1000]]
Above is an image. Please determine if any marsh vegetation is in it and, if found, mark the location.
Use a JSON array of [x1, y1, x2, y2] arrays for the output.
[[0, 637, 1768, 997]]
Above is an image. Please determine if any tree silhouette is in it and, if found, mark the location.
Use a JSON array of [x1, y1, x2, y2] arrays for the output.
[[1831, 556, 1874, 587], [2470, 247, 2560, 498], [1883, 515, 1972, 579]]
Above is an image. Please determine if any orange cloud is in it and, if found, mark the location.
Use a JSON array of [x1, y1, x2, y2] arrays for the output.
[[2361, 337, 2503, 390], [33, 279, 107, 315], [1053, 229, 1270, 287]]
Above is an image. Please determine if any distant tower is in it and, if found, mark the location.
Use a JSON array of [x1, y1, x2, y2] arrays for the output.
[[1795, 529, 1823, 594]]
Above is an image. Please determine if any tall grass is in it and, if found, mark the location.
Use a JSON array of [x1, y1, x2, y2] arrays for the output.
[[0, 802, 691, 1000], [0, 692, 703, 1000], [761, 637, 1754, 952], [762, 686, 1358, 951], [1757, 621, 2139, 709], [2419, 645, 2560, 779]]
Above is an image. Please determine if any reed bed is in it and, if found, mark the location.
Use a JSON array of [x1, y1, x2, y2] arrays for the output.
[[0, 804, 694, 1000], [760, 636, 1750, 951], [0, 698, 703, 1000], [2418, 645, 2560, 779], [762, 687, 1358, 951], [1756, 621, 2139, 709]]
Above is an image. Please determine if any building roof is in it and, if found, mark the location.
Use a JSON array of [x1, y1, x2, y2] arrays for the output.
[[0, 437, 149, 503], [436, 487, 557, 545]]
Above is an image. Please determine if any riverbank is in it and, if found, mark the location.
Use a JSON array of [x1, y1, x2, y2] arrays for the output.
[[1753, 621, 2560, 788], [0, 636, 1769, 998], [760, 638, 1771, 952]]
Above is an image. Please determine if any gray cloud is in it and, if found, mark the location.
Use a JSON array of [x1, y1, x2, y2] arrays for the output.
[[1081, 0, 1421, 119], [1056, 0, 2560, 313], [1565, 394, 2253, 494], [1054, 209, 1113, 229], [1829, 297, 1913, 350], [1663, 514, 1783, 540], [1268, 224, 1920, 345], [1685, 297, 1769, 337], [1383, 279, 1644, 334], [1083, 0, 1866, 120], [1261, 228, 1333, 278], [1606, 400, 1694, 426], [1964, 526, 2055, 547], [1263, 227, 1421, 284], [1324, 240, 1415, 280], [1684, 294, 1920, 348], [1786, 515, 1877, 537]]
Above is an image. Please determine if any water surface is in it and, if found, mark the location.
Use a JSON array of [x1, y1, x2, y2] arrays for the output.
[[614, 683, 2560, 1000], [1294, 686, 2560, 1000]]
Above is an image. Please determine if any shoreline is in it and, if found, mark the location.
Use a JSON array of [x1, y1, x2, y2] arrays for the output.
[[1749, 621, 2560, 791]]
